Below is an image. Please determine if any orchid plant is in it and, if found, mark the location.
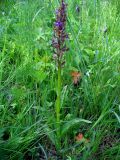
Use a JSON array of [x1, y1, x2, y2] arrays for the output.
[[52, 0, 92, 150], [52, 0, 68, 149]]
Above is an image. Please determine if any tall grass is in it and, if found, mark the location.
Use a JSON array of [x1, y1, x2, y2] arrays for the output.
[[0, 0, 120, 159]]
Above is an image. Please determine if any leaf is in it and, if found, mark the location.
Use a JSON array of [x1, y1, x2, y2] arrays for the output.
[[66, 156, 72, 160], [38, 143, 48, 160], [44, 125, 56, 145], [112, 111, 120, 123], [61, 118, 92, 137], [61, 85, 68, 107], [34, 71, 47, 83]]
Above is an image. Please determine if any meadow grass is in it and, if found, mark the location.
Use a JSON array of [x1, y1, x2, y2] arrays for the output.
[[0, 0, 120, 159]]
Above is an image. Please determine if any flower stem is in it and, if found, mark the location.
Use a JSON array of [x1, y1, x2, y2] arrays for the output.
[[56, 61, 61, 149]]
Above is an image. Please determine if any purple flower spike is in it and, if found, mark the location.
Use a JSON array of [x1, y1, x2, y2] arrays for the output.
[[52, 0, 69, 65]]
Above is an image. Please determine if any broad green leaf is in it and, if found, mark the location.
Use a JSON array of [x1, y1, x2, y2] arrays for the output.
[[61, 118, 92, 137]]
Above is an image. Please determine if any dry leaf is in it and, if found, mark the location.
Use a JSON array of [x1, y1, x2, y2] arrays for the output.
[[71, 71, 81, 85], [75, 133, 84, 141]]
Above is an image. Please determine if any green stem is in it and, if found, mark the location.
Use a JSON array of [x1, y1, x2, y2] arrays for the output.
[[56, 61, 61, 149]]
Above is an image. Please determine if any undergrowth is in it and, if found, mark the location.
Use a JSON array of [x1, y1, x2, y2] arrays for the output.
[[0, 0, 120, 159]]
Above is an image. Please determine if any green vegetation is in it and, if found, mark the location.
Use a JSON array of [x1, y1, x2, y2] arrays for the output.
[[0, 0, 120, 159]]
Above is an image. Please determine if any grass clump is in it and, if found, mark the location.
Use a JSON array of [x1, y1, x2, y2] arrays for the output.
[[0, 0, 120, 159]]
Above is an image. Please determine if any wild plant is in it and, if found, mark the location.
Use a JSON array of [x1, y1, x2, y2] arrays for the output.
[[52, 0, 91, 150], [52, 0, 68, 149]]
